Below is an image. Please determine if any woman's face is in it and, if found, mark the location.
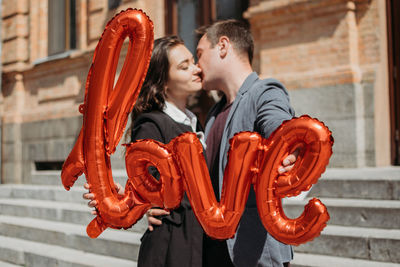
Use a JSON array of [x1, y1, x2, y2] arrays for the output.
[[165, 44, 202, 99]]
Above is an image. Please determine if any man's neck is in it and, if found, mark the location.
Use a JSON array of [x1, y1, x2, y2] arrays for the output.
[[223, 68, 253, 104]]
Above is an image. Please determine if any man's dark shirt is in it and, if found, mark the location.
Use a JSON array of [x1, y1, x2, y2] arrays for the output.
[[203, 101, 234, 267], [205, 102, 232, 201]]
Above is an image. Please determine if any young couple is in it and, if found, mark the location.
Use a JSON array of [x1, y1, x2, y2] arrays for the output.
[[84, 19, 295, 267]]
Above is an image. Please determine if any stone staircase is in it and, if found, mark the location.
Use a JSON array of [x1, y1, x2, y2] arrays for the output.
[[0, 167, 399, 266], [286, 167, 400, 267], [0, 170, 146, 266]]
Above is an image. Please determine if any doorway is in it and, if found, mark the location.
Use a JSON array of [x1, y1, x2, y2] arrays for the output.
[[387, 0, 400, 165]]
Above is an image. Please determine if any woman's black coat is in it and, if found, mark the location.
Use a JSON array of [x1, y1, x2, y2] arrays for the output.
[[131, 110, 204, 267]]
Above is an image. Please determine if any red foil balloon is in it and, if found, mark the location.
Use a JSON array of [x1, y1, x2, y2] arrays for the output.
[[61, 9, 154, 238], [255, 115, 332, 245]]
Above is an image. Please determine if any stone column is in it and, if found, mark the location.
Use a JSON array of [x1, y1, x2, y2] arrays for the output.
[[2, 73, 25, 184], [1, 0, 30, 183]]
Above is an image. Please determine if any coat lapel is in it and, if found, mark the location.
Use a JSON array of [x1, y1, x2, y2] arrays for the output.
[[217, 72, 259, 196]]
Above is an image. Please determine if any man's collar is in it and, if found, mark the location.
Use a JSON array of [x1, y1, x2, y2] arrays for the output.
[[237, 72, 258, 95]]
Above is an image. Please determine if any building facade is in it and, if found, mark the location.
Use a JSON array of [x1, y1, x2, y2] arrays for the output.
[[1, 0, 399, 184]]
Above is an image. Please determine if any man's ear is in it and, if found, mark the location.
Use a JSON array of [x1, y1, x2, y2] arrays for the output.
[[218, 36, 230, 58]]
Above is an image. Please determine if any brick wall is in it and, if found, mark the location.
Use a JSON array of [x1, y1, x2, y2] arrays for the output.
[[1, 0, 166, 183], [0, 0, 392, 183], [245, 0, 389, 167], [2, 0, 29, 70]]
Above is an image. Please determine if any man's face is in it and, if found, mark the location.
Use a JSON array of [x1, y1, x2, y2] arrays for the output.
[[196, 35, 219, 91]]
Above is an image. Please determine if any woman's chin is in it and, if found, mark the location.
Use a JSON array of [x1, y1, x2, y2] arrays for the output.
[[191, 83, 203, 92]]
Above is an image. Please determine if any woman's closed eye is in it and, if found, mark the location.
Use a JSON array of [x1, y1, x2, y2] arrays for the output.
[[178, 61, 189, 70]]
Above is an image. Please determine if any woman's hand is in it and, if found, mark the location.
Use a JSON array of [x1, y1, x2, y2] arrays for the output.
[[146, 208, 170, 231], [82, 182, 124, 215]]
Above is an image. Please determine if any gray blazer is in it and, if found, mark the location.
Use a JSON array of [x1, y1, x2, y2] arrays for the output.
[[204, 72, 295, 267]]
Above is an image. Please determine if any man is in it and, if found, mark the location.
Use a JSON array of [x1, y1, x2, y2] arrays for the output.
[[197, 20, 295, 267]]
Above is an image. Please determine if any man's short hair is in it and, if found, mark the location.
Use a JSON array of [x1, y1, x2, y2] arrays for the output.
[[196, 19, 254, 64]]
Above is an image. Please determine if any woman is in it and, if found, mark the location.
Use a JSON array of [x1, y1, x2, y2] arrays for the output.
[[85, 35, 204, 267], [129, 35, 204, 267]]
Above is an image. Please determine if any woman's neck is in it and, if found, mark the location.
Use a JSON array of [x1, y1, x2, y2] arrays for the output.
[[165, 95, 187, 113]]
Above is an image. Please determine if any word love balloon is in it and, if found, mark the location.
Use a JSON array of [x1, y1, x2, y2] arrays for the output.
[[126, 116, 333, 245], [61, 9, 333, 245]]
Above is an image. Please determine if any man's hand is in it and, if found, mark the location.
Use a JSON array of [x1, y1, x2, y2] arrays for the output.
[[278, 148, 299, 174], [146, 208, 170, 231], [82, 182, 124, 215]]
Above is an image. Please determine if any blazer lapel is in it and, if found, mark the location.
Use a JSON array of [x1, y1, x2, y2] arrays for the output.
[[217, 72, 259, 196]]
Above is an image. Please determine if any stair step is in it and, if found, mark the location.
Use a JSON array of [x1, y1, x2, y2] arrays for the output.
[[284, 197, 400, 229], [0, 198, 148, 233], [0, 235, 137, 267], [29, 170, 129, 187], [292, 252, 400, 267], [0, 184, 86, 204], [0, 215, 141, 261], [314, 167, 400, 200], [0, 260, 22, 267], [0, 198, 93, 225], [322, 167, 400, 180], [295, 225, 400, 263]]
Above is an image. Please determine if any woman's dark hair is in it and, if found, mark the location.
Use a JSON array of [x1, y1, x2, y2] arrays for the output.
[[125, 36, 184, 143], [131, 35, 184, 118]]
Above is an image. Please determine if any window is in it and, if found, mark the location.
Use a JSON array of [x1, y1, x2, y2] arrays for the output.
[[48, 0, 76, 56], [215, 0, 249, 21], [165, 0, 248, 55], [165, 0, 214, 55], [108, 0, 122, 10]]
